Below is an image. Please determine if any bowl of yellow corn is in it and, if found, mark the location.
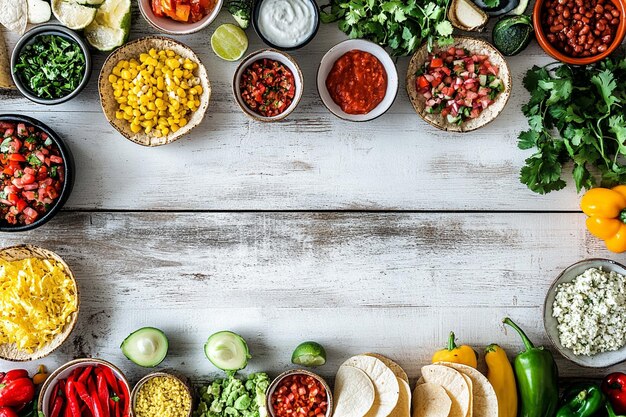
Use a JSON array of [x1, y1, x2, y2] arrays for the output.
[[98, 36, 211, 147]]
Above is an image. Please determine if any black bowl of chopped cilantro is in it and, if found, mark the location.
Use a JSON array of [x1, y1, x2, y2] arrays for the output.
[[11, 24, 91, 105]]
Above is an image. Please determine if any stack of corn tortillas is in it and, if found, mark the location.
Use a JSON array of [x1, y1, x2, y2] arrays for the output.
[[333, 354, 409, 417], [413, 363, 498, 417], [0, 31, 14, 89]]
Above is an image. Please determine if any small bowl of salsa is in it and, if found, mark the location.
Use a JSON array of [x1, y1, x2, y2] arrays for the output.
[[138, 0, 223, 35], [317, 39, 399, 122], [0, 114, 74, 232], [233, 49, 304, 122], [267, 370, 332, 417]]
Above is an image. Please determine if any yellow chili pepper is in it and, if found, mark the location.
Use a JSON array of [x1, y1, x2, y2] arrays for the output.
[[32, 365, 48, 385], [485, 344, 517, 417], [581, 185, 626, 253], [432, 331, 478, 368]]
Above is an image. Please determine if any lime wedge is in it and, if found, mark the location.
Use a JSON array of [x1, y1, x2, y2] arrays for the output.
[[51, 0, 96, 30], [211, 24, 248, 62], [291, 341, 327, 367], [84, 0, 131, 51]]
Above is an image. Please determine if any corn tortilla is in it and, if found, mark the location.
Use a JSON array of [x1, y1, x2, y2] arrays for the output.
[[438, 362, 498, 417], [0, 0, 27, 34], [419, 364, 470, 417], [412, 383, 451, 417], [406, 36, 511, 133], [364, 353, 409, 383], [333, 366, 375, 417], [388, 379, 410, 417], [0, 31, 14, 89], [341, 355, 400, 417]]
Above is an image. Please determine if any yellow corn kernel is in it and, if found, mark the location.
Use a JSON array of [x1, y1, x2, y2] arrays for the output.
[[183, 61, 194, 70], [179, 118, 188, 127], [108, 74, 118, 83], [173, 68, 183, 78], [124, 107, 133, 116], [130, 123, 142, 133], [140, 96, 150, 106], [113, 89, 122, 98], [115, 111, 125, 120], [171, 124, 180, 133], [157, 77, 164, 90], [133, 109, 141, 117], [144, 111, 156, 120], [147, 102, 156, 111], [177, 88, 186, 98], [194, 85, 203, 95], [166, 50, 175, 57]]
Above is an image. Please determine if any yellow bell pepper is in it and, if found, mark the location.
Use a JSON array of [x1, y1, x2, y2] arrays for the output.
[[581, 185, 626, 253], [432, 331, 477, 368], [485, 344, 517, 417]]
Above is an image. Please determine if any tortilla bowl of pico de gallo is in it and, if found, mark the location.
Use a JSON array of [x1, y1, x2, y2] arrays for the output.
[[406, 36, 512, 133]]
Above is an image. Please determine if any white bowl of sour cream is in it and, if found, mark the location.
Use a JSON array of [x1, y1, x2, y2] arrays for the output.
[[253, 0, 320, 50]]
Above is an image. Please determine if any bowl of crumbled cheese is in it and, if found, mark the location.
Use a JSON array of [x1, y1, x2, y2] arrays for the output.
[[544, 258, 626, 367]]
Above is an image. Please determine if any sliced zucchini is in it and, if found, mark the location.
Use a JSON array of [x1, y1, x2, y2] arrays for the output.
[[204, 331, 251, 373], [121, 327, 169, 367]]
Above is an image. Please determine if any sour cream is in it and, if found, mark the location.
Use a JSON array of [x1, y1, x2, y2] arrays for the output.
[[257, 0, 317, 48]]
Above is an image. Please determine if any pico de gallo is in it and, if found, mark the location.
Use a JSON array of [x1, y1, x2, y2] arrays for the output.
[[0, 122, 64, 226], [240, 58, 296, 118], [151, 0, 216, 23], [270, 373, 328, 417], [415, 47, 504, 124]]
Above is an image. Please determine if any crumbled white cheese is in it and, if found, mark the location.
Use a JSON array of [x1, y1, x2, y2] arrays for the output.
[[553, 267, 626, 356]]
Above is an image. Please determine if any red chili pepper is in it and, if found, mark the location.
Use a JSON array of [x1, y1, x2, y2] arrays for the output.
[[89, 381, 105, 417], [0, 371, 28, 383], [96, 370, 110, 417], [50, 395, 65, 417], [0, 376, 35, 408], [100, 366, 118, 394], [0, 407, 18, 417], [65, 381, 81, 417], [121, 381, 130, 417], [603, 373, 626, 415], [77, 367, 93, 385], [74, 381, 97, 416]]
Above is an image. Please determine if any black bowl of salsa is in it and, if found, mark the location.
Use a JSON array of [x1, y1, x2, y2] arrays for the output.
[[0, 115, 74, 232]]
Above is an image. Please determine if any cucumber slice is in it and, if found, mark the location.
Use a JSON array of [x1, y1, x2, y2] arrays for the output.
[[121, 327, 169, 367], [204, 331, 251, 373]]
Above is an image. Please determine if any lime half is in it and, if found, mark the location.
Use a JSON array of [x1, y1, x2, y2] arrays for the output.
[[51, 0, 96, 30], [84, 0, 131, 51], [291, 341, 327, 367], [211, 24, 248, 62]]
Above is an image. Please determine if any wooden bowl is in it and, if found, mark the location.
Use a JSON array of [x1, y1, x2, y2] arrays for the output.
[[406, 36, 512, 133], [98, 36, 211, 147], [131, 372, 193, 417], [533, 0, 626, 65], [0, 245, 79, 361]]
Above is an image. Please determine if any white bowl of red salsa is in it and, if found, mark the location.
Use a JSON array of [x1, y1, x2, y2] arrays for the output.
[[233, 49, 304, 122], [317, 39, 398, 122], [0, 115, 73, 231], [267, 370, 332, 417]]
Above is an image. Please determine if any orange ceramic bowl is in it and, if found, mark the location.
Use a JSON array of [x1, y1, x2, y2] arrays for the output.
[[533, 0, 626, 65]]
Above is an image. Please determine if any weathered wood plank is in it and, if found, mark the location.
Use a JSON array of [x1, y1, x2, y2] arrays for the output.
[[0, 11, 581, 210], [0, 212, 620, 380]]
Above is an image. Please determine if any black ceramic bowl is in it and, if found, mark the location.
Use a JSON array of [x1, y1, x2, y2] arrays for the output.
[[0, 115, 75, 232], [252, 0, 320, 51], [11, 24, 92, 105]]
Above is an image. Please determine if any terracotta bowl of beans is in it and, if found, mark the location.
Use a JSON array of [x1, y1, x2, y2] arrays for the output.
[[267, 370, 332, 417], [534, 0, 626, 64]]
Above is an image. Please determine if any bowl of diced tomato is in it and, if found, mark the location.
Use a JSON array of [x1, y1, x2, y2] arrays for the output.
[[267, 370, 332, 417], [0, 115, 74, 232], [138, 0, 223, 35]]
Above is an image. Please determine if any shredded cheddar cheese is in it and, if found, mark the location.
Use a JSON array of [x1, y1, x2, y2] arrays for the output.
[[0, 257, 77, 352]]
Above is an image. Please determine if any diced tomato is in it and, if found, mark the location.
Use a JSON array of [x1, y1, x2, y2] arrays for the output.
[[430, 58, 444, 68], [8, 154, 25, 162], [417, 75, 430, 89]]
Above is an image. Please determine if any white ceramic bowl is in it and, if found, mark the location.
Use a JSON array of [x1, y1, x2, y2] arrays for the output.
[[138, 0, 223, 35], [317, 39, 398, 122], [233, 49, 303, 122], [544, 258, 626, 367], [38, 358, 131, 417]]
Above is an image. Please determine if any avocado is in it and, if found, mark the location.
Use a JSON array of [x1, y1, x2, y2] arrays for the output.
[[204, 331, 251, 373], [493, 15, 534, 56], [121, 327, 169, 367]]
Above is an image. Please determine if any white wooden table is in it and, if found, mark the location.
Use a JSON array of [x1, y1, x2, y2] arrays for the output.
[[0, 5, 623, 383]]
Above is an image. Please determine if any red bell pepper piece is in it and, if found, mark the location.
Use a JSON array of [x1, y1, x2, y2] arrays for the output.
[[603, 373, 626, 415], [0, 407, 18, 417], [96, 370, 110, 417], [50, 395, 65, 417], [0, 371, 28, 383], [0, 376, 35, 408]]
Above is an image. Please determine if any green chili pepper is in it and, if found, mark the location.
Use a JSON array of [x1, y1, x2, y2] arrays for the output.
[[557, 384, 605, 417], [503, 318, 559, 417]]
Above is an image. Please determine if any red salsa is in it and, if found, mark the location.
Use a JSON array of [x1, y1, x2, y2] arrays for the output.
[[326, 50, 387, 115], [416, 47, 503, 124], [271, 374, 328, 417], [0, 122, 64, 226], [151, 0, 216, 23], [240, 58, 296, 118]]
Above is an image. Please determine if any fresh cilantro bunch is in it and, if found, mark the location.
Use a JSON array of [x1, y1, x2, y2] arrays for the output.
[[320, 0, 454, 56], [518, 56, 626, 194]]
